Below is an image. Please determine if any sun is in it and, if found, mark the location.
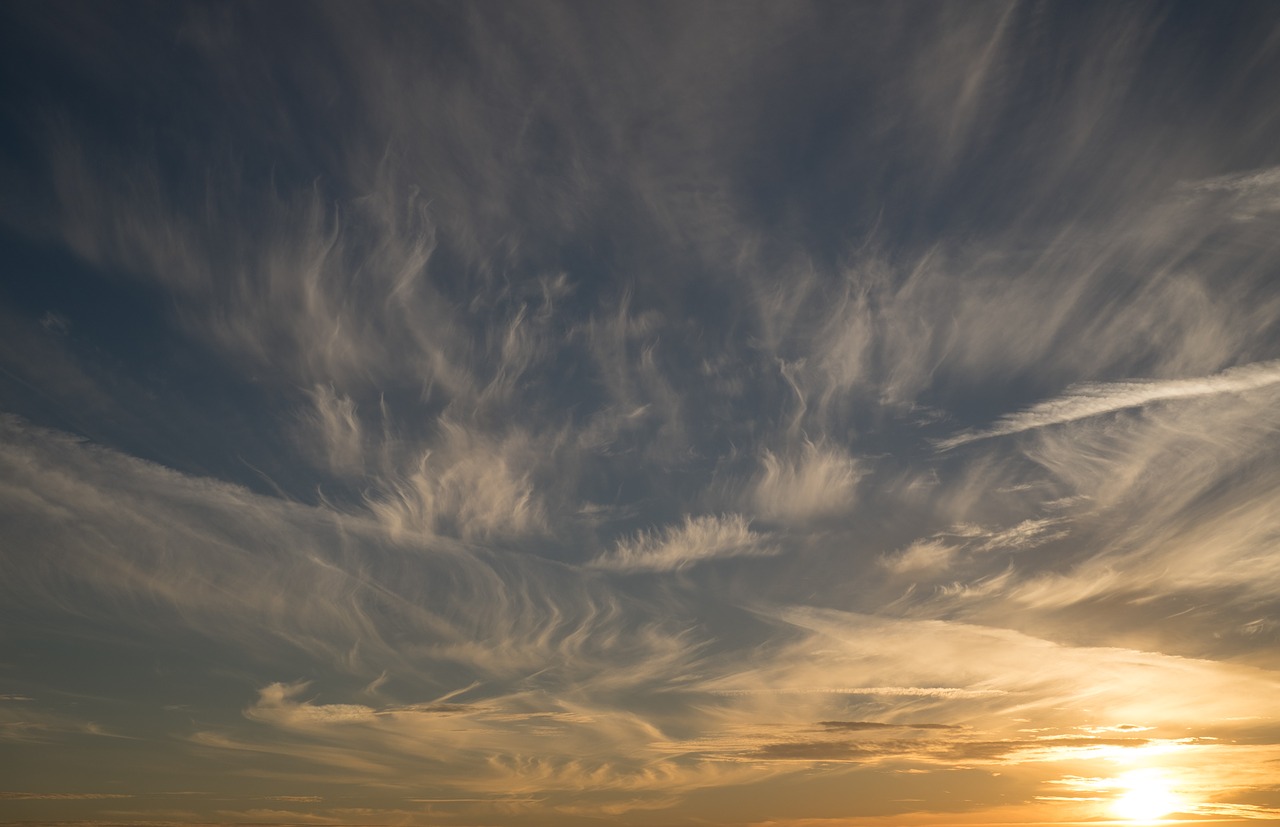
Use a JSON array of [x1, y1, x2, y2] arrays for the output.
[[1110, 769, 1183, 823]]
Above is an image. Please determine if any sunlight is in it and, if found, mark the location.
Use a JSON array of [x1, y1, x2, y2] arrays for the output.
[[1110, 769, 1184, 823]]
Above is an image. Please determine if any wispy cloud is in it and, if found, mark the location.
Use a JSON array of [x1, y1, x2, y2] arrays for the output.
[[0, 416, 687, 687], [3, 3, 1280, 825], [588, 514, 776, 572], [364, 418, 551, 543], [297, 384, 366, 477], [751, 441, 863, 524], [938, 359, 1280, 449], [881, 539, 958, 575], [1178, 164, 1280, 221]]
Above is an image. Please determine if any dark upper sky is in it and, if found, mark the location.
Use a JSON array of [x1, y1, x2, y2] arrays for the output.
[[2, 3, 1280, 826]]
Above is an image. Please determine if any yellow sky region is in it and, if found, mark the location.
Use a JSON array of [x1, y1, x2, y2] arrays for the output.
[[722, 732, 1280, 827], [747, 784, 1269, 827], [182, 606, 1279, 826], [1040, 737, 1280, 821]]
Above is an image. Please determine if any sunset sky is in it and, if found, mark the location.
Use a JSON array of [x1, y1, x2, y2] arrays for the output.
[[2, 3, 1280, 826]]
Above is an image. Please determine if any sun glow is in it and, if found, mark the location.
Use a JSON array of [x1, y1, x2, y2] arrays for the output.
[[1110, 769, 1184, 823]]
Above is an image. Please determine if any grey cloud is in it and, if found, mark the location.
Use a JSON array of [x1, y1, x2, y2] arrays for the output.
[[0, 793, 134, 800], [818, 721, 960, 732], [0, 700, 128, 745], [749, 740, 873, 762], [50, 142, 471, 398], [0, 417, 694, 688], [817, 721, 899, 732], [298, 385, 366, 477], [1178, 165, 1280, 221], [744, 733, 1152, 766]]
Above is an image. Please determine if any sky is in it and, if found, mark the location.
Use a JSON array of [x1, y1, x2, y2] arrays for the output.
[[2, 2, 1280, 826]]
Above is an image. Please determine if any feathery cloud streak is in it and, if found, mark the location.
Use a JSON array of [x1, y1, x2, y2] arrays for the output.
[[938, 359, 1280, 449]]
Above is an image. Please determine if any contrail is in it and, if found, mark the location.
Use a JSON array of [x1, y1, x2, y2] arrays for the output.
[[937, 359, 1280, 450]]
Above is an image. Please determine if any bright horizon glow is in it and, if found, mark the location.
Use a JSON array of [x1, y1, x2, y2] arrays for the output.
[[1110, 769, 1185, 823]]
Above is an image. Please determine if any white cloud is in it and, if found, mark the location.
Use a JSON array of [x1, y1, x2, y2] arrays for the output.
[[365, 419, 549, 543], [697, 606, 1280, 735], [881, 539, 957, 575], [1000, 379, 1280, 607], [588, 514, 776, 572], [974, 517, 1068, 552], [751, 441, 862, 523], [938, 359, 1280, 449]]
